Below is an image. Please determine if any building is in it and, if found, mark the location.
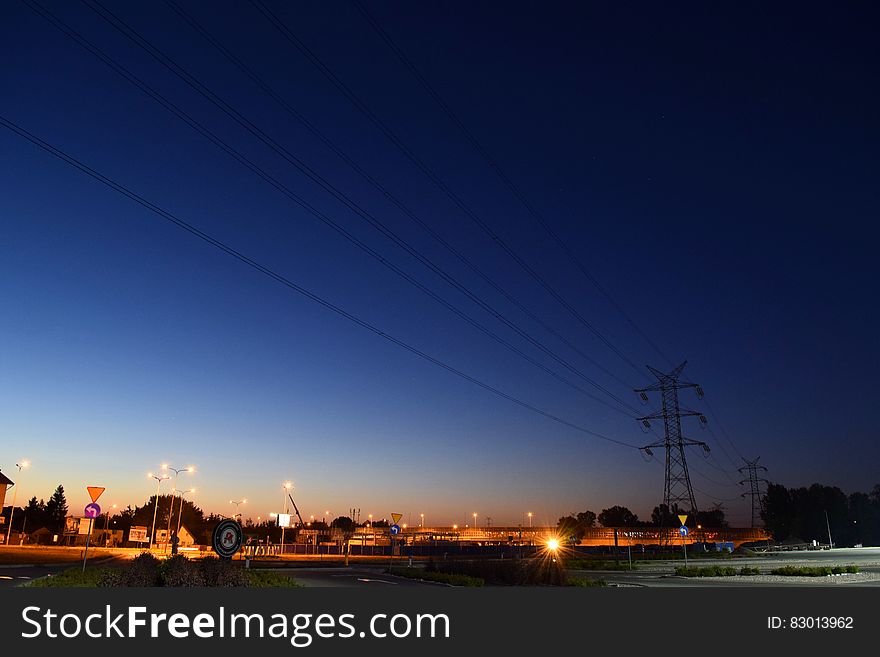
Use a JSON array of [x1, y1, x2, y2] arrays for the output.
[[0, 470, 14, 528]]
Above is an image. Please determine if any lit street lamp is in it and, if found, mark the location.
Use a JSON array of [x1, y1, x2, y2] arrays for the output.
[[473, 512, 477, 530], [4, 460, 30, 545], [281, 482, 292, 550], [176, 488, 195, 538], [420, 513, 425, 528], [229, 499, 247, 521], [528, 512, 533, 528], [162, 465, 195, 554], [103, 504, 118, 545], [147, 472, 170, 548]]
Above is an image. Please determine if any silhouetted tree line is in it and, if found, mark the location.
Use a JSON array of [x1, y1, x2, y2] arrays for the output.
[[557, 504, 727, 543], [762, 483, 880, 547]]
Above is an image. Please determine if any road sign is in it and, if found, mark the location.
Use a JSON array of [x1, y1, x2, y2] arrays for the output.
[[212, 519, 243, 559], [390, 524, 401, 535], [679, 525, 689, 536], [391, 513, 402, 525], [277, 513, 291, 528], [677, 514, 688, 526], [84, 503, 101, 519], [87, 487, 105, 503]]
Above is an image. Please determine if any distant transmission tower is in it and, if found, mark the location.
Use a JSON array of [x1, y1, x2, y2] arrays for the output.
[[636, 361, 710, 518], [738, 458, 769, 527]]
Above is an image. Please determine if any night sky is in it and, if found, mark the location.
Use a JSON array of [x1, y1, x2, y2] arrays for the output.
[[2, 1, 878, 526]]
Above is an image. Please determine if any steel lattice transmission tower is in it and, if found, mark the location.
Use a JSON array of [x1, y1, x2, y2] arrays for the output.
[[738, 457, 769, 527], [636, 361, 710, 516]]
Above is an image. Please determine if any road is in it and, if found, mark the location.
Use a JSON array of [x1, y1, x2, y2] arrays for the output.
[[0, 563, 69, 588]]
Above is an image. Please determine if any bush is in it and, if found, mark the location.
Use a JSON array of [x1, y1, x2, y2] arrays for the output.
[[738, 566, 761, 576], [198, 556, 250, 587], [160, 555, 205, 587], [770, 565, 859, 577], [675, 565, 737, 577], [102, 552, 161, 587]]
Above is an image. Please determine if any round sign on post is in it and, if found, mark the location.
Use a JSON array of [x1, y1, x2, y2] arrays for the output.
[[84, 503, 101, 519], [679, 525, 689, 537], [212, 519, 243, 559], [390, 524, 401, 535]]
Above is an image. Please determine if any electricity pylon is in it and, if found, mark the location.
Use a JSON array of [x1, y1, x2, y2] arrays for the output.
[[738, 457, 769, 527], [636, 361, 710, 518]]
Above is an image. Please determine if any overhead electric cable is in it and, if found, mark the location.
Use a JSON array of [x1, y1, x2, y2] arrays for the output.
[[0, 114, 642, 450]]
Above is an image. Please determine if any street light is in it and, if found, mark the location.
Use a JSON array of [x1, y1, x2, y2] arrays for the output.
[[281, 482, 292, 551], [229, 499, 247, 521], [528, 512, 533, 528], [4, 460, 30, 545], [163, 465, 195, 553], [176, 488, 195, 538], [473, 512, 477, 530], [420, 513, 425, 528], [102, 504, 118, 546], [147, 472, 170, 548]]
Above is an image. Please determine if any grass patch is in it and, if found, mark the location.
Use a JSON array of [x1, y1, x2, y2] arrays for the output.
[[567, 559, 636, 571], [675, 565, 738, 577], [27, 567, 111, 587], [770, 565, 859, 577], [389, 567, 484, 587], [246, 570, 302, 588], [567, 576, 607, 587], [738, 566, 762, 576]]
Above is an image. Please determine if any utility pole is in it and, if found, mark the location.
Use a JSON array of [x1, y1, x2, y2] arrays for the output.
[[738, 457, 769, 527], [636, 362, 709, 543]]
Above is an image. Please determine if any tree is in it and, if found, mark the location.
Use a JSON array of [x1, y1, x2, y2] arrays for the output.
[[331, 516, 356, 533], [23, 497, 46, 530], [556, 509, 597, 543], [44, 485, 68, 534], [598, 506, 639, 527]]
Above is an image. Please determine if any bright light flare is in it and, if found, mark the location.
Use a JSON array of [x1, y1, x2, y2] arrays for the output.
[[547, 538, 560, 551]]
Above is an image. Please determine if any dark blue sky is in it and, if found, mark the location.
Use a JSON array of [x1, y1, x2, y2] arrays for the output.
[[2, 1, 878, 525]]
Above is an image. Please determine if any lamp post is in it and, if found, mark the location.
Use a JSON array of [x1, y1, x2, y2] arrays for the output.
[[528, 512, 533, 528], [176, 488, 195, 538], [4, 460, 30, 545], [229, 499, 247, 522], [473, 512, 477, 532], [162, 465, 195, 554], [281, 482, 292, 552], [147, 472, 170, 548], [420, 513, 425, 528], [103, 504, 118, 546]]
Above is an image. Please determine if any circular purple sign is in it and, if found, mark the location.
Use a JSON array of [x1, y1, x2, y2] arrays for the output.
[[84, 502, 101, 519]]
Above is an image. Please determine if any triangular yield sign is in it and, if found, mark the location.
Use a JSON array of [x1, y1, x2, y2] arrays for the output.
[[677, 514, 688, 526], [391, 513, 402, 525], [87, 486, 106, 503]]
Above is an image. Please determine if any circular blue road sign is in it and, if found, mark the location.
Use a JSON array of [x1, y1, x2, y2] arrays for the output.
[[679, 525, 689, 536], [84, 503, 101, 519], [390, 524, 401, 535]]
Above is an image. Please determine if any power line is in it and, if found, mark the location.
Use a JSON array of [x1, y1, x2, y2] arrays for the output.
[[26, 0, 636, 417], [74, 0, 642, 417], [0, 114, 642, 450], [350, 0, 672, 370], [249, 0, 647, 378], [348, 1, 759, 470], [161, 0, 635, 394]]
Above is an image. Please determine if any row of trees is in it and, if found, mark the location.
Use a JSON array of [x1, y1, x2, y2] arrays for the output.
[[762, 483, 880, 547], [557, 504, 727, 543], [2, 485, 70, 536]]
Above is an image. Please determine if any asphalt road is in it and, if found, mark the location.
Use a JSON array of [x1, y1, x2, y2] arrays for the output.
[[0, 564, 68, 588]]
